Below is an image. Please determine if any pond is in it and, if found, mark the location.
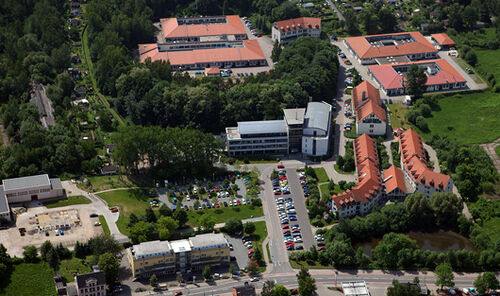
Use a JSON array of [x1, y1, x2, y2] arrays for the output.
[[356, 230, 475, 255]]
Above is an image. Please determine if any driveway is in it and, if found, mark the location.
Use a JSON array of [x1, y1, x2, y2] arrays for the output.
[[325, 0, 345, 21], [480, 138, 500, 175]]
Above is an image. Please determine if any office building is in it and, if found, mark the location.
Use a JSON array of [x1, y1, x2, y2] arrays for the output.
[[283, 108, 306, 153], [272, 17, 321, 45], [127, 233, 230, 278], [301, 102, 333, 157]]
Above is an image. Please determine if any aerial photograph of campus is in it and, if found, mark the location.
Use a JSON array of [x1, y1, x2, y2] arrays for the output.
[[0, 0, 499, 295]]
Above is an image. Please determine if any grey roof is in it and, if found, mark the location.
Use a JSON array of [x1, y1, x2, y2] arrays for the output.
[[233, 283, 256, 296], [303, 102, 332, 132], [0, 188, 9, 214], [50, 178, 63, 190], [75, 271, 105, 289], [238, 120, 287, 135], [131, 240, 173, 258], [3, 174, 51, 192], [283, 108, 306, 125], [171, 239, 192, 253], [189, 233, 228, 250]]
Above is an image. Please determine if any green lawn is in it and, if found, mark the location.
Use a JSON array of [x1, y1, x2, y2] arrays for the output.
[[481, 217, 500, 242], [476, 48, 500, 82], [495, 145, 500, 159], [424, 91, 500, 144], [0, 262, 57, 296], [319, 183, 343, 199], [334, 164, 354, 174], [187, 205, 263, 227], [97, 189, 151, 235], [57, 257, 92, 283], [313, 168, 329, 183], [44, 195, 91, 209], [344, 124, 357, 139], [387, 104, 411, 130], [77, 175, 139, 192], [250, 221, 268, 272], [290, 260, 330, 269], [99, 215, 110, 235]]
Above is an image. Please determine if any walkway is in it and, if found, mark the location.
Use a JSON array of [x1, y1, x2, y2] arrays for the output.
[[480, 138, 500, 175], [326, 0, 344, 21]]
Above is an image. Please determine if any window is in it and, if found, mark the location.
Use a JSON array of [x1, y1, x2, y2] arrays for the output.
[[370, 124, 374, 128]]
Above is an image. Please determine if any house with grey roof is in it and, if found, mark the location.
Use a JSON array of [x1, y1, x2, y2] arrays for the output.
[[302, 102, 333, 157], [75, 270, 106, 296], [2, 174, 64, 204]]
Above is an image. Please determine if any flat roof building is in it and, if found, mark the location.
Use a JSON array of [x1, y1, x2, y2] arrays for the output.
[[226, 120, 289, 156], [127, 233, 230, 278], [342, 281, 370, 296], [302, 102, 333, 157], [0, 188, 10, 222], [368, 59, 466, 96], [343, 31, 438, 65], [2, 174, 64, 204], [272, 17, 321, 45], [283, 108, 306, 153]]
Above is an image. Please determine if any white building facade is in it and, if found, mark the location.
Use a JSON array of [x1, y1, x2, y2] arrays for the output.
[[272, 17, 321, 45], [2, 174, 64, 204], [301, 102, 333, 157]]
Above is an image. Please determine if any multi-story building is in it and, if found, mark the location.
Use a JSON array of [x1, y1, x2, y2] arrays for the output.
[[352, 81, 387, 136], [127, 233, 230, 278], [272, 17, 321, 45], [383, 165, 407, 201], [0, 188, 10, 222], [343, 31, 438, 65], [331, 134, 384, 218], [283, 108, 305, 153], [399, 129, 453, 196], [2, 174, 64, 204], [301, 102, 333, 157], [225, 120, 289, 156], [368, 59, 467, 96], [75, 270, 106, 296]]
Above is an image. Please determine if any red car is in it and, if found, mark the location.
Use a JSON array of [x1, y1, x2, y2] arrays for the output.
[[282, 225, 289, 229], [317, 247, 325, 251], [175, 292, 183, 296], [277, 163, 285, 169], [292, 229, 301, 233], [248, 249, 254, 254], [237, 200, 242, 205], [215, 202, 220, 208], [285, 241, 294, 246], [274, 191, 281, 195]]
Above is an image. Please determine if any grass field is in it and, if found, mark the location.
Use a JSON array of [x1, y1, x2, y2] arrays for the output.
[[481, 217, 500, 242], [425, 91, 500, 144], [99, 215, 110, 235], [97, 189, 151, 235], [319, 183, 343, 199], [0, 262, 56, 296], [290, 260, 330, 269], [57, 257, 92, 283], [313, 168, 329, 183], [251, 221, 268, 272], [78, 175, 138, 192], [476, 48, 500, 82], [44, 195, 91, 209], [387, 104, 411, 130], [187, 205, 263, 227], [334, 164, 354, 174]]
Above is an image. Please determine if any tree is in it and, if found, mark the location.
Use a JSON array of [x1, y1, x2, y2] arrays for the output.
[[23, 245, 38, 263], [271, 41, 282, 62], [40, 240, 54, 261], [129, 221, 158, 244], [415, 116, 429, 132], [247, 260, 259, 276], [47, 248, 60, 270], [378, 7, 397, 33], [99, 253, 120, 285], [406, 64, 427, 101], [435, 263, 454, 290], [297, 267, 316, 296], [128, 213, 140, 227], [404, 192, 434, 229], [387, 279, 421, 296], [193, 200, 201, 210], [261, 280, 276, 296], [430, 192, 463, 228], [157, 216, 179, 240], [150, 274, 158, 287], [203, 265, 212, 280], [474, 272, 500, 293], [244, 222, 256, 235], [272, 285, 291, 296], [145, 207, 157, 223], [253, 248, 263, 265], [465, 50, 478, 66], [462, 5, 478, 30], [74, 241, 88, 259], [199, 214, 216, 231], [223, 218, 243, 235], [173, 208, 188, 227], [159, 204, 173, 217]]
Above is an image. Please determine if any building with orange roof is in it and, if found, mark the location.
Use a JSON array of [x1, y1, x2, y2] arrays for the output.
[[343, 31, 438, 65], [272, 17, 321, 45], [205, 67, 220, 77], [398, 129, 453, 197], [431, 33, 456, 50], [368, 59, 467, 96], [331, 134, 384, 218], [160, 15, 246, 42], [383, 165, 406, 200], [351, 81, 387, 136]]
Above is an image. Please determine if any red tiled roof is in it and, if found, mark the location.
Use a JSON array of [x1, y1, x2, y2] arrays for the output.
[[333, 134, 383, 209], [352, 81, 386, 123], [274, 17, 321, 32], [344, 31, 437, 59], [431, 33, 455, 46], [368, 59, 466, 90], [383, 165, 406, 194], [138, 40, 266, 66], [399, 129, 451, 190], [161, 15, 245, 39], [205, 67, 220, 74]]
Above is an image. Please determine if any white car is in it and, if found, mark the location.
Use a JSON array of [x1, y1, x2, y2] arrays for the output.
[[242, 200, 247, 205], [294, 237, 303, 243], [225, 191, 230, 197], [250, 277, 259, 282], [229, 201, 233, 206], [193, 188, 197, 194], [186, 195, 191, 201], [287, 209, 296, 214]]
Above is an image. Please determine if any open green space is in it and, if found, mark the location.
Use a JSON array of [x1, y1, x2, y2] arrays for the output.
[[319, 183, 343, 199], [334, 164, 354, 175], [481, 217, 500, 242], [290, 260, 331, 270], [313, 168, 329, 183], [57, 257, 92, 283], [97, 189, 151, 235], [44, 195, 91, 209], [0, 262, 56, 296], [344, 124, 357, 139], [424, 91, 500, 144], [187, 205, 263, 227], [250, 221, 268, 272], [386, 104, 411, 130], [99, 215, 110, 235], [77, 175, 139, 192], [476, 49, 500, 81]]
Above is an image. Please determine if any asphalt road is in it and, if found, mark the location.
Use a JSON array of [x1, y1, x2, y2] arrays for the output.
[[286, 169, 314, 251]]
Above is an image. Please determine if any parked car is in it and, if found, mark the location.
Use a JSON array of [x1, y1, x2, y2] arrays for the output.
[[89, 213, 98, 218]]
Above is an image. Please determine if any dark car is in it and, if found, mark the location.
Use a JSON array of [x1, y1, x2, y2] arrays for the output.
[[184, 205, 189, 211], [295, 245, 304, 250], [224, 201, 228, 207], [89, 213, 98, 218]]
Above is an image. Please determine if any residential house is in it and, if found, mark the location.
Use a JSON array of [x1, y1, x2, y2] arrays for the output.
[[383, 165, 406, 200], [205, 67, 221, 77], [75, 271, 106, 296], [272, 17, 321, 45], [351, 81, 386, 136], [431, 33, 456, 50], [101, 164, 118, 175]]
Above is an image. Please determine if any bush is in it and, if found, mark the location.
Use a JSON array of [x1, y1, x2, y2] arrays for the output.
[[465, 50, 478, 66], [419, 103, 432, 117], [415, 116, 429, 132], [251, 198, 262, 207]]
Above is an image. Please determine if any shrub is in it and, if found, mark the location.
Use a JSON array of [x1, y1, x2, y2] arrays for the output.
[[465, 50, 478, 66], [416, 116, 429, 132], [419, 103, 432, 117]]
